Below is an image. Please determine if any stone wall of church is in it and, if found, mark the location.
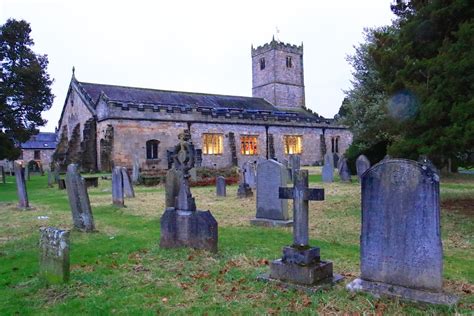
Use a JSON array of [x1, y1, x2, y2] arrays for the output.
[[21, 149, 55, 168], [324, 128, 353, 157], [60, 87, 94, 141]]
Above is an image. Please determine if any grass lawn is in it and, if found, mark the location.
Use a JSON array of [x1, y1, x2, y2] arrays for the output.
[[0, 167, 473, 314]]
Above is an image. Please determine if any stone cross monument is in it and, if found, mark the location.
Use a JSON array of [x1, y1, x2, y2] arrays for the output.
[[259, 169, 343, 289]]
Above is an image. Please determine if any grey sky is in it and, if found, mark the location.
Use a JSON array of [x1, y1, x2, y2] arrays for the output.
[[1, 0, 395, 132]]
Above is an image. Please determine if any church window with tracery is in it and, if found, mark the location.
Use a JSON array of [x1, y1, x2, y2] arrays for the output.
[[240, 136, 258, 155], [284, 135, 302, 154], [202, 133, 223, 155]]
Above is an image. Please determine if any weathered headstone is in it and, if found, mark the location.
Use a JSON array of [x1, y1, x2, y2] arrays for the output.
[[216, 176, 226, 197], [39, 227, 70, 284], [347, 159, 458, 305], [46, 168, 53, 187], [132, 155, 140, 184], [259, 170, 342, 289], [322, 153, 334, 183], [121, 167, 135, 198], [165, 168, 180, 208], [333, 153, 340, 169], [356, 155, 371, 180], [112, 166, 124, 207], [53, 162, 60, 184], [289, 155, 301, 182], [251, 159, 292, 227], [339, 158, 352, 182], [58, 179, 66, 190], [1, 166, 5, 184], [237, 167, 253, 198], [242, 161, 256, 189], [15, 162, 29, 209], [65, 164, 95, 231], [24, 163, 30, 181], [160, 131, 218, 252]]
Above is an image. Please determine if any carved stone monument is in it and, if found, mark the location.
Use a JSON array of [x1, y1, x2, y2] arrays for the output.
[[160, 131, 218, 253], [251, 159, 292, 227], [346, 159, 458, 305], [216, 176, 226, 197], [165, 168, 180, 208], [15, 162, 29, 209], [259, 170, 343, 289], [112, 166, 125, 207], [65, 164, 95, 232], [39, 227, 70, 284]]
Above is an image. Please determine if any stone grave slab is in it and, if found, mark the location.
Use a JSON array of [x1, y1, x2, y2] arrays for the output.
[[322, 153, 334, 183], [216, 176, 226, 197], [356, 155, 370, 180], [112, 166, 124, 207], [121, 167, 135, 198], [39, 227, 70, 284]]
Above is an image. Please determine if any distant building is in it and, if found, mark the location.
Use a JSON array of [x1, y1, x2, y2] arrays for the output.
[[54, 38, 352, 172], [20, 132, 57, 170]]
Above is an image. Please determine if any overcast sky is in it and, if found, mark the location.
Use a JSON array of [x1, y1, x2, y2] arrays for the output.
[[1, 0, 395, 132]]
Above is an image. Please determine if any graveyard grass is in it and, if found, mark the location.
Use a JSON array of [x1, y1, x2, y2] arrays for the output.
[[0, 168, 473, 315]]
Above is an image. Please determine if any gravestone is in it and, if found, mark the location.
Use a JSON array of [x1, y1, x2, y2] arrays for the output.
[[242, 161, 256, 189], [322, 153, 334, 183], [165, 168, 180, 208], [160, 131, 218, 252], [132, 155, 140, 184], [258, 170, 343, 289], [339, 158, 352, 182], [251, 159, 292, 227], [58, 179, 66, 190], [15, 162, 29, 209], [46, 168, 54, 187], [112, 166, 124, 207], [289, 155, 301, 182], [1, 166, 5, 184], [121, 167, 135, 198], [356, 155, 371, 180], [53, 162, 60, 184], [39, 227, 70, 284], [65, 164, 95, 232], [346, 159, 458, 305], [237, 167, 253, 198], [216, 176, 226, 197], [24, 163, 30, 181]]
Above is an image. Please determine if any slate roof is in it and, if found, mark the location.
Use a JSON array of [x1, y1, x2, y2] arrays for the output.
[[21, 132, 57, 150], [79, 81, 278, 111]]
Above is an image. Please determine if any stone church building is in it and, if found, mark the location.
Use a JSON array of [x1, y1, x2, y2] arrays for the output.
[[54, 39, 352, 172]]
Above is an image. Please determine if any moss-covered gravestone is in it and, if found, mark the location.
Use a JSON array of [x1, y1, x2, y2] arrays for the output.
[[39, 227, 70, 284]]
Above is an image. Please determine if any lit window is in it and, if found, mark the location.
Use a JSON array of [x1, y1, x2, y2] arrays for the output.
[[240, 136, 258, 155], [284, 135, 302, 154], [260, 58, 265, 70], [286, 56, 292, 68], [146, 139, 159, 159], [34, 150, 41, 160], [203, 134, 223, 155]]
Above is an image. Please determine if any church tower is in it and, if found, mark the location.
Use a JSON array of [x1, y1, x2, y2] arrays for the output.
[[251, 38, 305, 109]]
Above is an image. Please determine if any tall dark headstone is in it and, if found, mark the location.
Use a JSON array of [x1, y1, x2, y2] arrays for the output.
[[322, 153, 334, 183], [112, 166, 124, 207], [65, 164, 95, 231], [356, 155, 371, 180], [258, 170, 343, 289], [121, 167, 135, 198], [333, 153, 340, 169], [339, 158, 351, 182], [347, 159, 458, 305], [165, 168, 180, 208], [160, 131, 218, 253], [14, 162, 29, 209], [216, 176, 226, 197], [251, 159, 292, 227], [39, 227, 70, 284]]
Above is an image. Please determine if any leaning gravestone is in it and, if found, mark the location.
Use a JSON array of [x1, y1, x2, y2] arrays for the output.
[[347, 159, 458, 305], [339, 158, 352, 182], [242, 161, 256, 189], [121, 167, 135, 198], [39, 227, 70, 284], [112, 166, 125, 207], [65, 164, 95, 232], [15, 162, 29, 209], [356, 155, 371, 180], [322, 153, 334, 183], [258, 170, 343, 289], [216, 176, 226, 197], [251, 159, 292, 227], [160, 131, 218, 252], [46, 168, 54, 187]]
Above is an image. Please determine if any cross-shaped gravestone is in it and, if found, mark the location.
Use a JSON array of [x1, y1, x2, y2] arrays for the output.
[[279, 170, 324, 247]]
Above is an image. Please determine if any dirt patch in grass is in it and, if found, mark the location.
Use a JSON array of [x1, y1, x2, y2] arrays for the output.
[[442, 199, 474, 217]]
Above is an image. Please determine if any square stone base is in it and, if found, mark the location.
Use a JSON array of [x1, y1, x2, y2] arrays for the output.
[[250, 218, 293, 227], [269, 259, 336, 285], [346, 278, 458, 306], [257, 272, 343, 293]]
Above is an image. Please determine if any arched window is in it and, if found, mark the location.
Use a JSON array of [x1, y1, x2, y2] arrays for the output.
[[146, 140, 159, 159]]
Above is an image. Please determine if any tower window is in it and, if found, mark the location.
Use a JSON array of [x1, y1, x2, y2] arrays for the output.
[[284, 135, 303, 154], [240, 136, 258, 155], [146, 139, 159, 159], [259, 58, 265, 70], [203, 133, 223, 155], [286, 56, 292, 68]]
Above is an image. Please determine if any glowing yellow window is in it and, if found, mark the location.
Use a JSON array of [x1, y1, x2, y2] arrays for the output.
[[284, 135, 303, 154], [240, 136, 258, 155], [202, 133, 223, 155]]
